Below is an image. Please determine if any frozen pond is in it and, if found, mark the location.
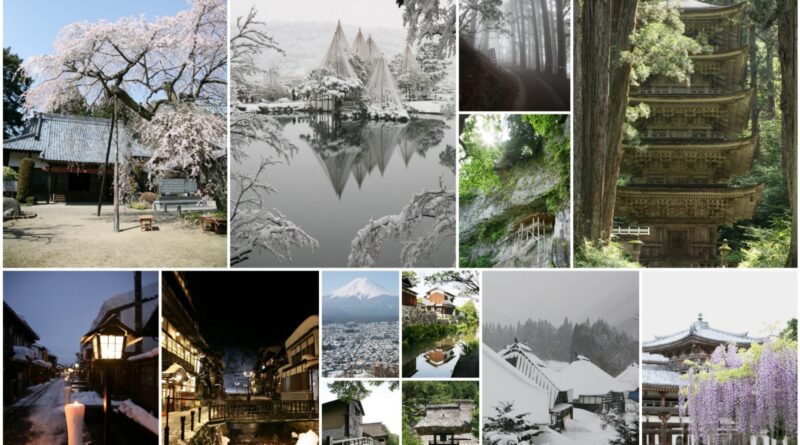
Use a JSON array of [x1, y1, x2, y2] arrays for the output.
[[233, 113, 456, 267]]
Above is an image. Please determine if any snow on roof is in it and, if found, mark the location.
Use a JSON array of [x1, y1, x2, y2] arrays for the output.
[[558, 357, 629, 397], [642, 364, 685, 388], [500, 340, 570, 391], [643, 315, 763, 350], [117, 399, 159, 435], [90, 281, 159, 331], [128, 347, 159, 362], [615, 363, 639, 391], [483, 344, 551, 425], [642, 352, 669, 363], [286, 315, 319, 349]]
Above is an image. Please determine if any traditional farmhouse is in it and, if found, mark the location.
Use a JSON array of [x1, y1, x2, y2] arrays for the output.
[[362, 422, 390, 445], [279, 315, 319, 401], [557, 355, 628, 413], [161, 271, 224, 414], [81, 272, 160, 414], [3, 113, 151, 203], [498, 339, 573, 429], [414, 400, 474, 445], [615, 363, 640, 402], [421, 288, 457, 320], [641, 313, 764, 445], [3, 302, 56, 403], [615, 1, 762, 266], [322, 399, 365, 443], [484, 344, 551, 428]]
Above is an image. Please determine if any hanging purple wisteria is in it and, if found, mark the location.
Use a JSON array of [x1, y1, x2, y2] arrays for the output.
[[679, 339, 798, 445]]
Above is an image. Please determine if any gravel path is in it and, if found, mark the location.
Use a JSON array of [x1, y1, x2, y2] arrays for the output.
[[4, 204, 226, 268]]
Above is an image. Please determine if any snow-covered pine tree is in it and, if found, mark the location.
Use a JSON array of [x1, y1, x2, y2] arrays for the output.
[[483, 402, 540, 445]]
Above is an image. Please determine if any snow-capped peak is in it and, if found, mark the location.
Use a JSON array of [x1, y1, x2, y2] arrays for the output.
[[329, 277, 394, 299]]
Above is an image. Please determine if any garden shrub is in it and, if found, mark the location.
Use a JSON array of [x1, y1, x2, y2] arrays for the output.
[[16, 158, 34, 202]]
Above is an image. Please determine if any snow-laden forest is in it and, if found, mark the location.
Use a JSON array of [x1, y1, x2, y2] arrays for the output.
[[459, 0, 570, 111]]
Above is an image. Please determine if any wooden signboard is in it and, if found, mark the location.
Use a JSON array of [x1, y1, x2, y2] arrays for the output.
[[160, 178, 197, 195]]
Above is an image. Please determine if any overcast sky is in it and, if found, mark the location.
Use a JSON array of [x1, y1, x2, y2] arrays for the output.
[[482, 271, 638, 326], [321, 381, 401, 435], [642, 270, 797, 340], [231, 0, 405, 30]]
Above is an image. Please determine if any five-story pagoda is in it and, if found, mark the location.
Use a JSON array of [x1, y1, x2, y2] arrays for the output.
[[614, 0, 763, 267]]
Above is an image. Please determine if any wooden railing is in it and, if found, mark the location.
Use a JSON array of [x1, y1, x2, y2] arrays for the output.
[[516, 217, 549, 242], [332, 437, 377, 445], [639, 86, 725, 95], [612, 226, 651, 236], [208, 399, 318, 422]]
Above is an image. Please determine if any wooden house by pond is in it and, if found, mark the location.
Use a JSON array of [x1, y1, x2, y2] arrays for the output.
[[421, 288, 456, 321], [414, 400, 474, 445], [3, 113, 151, 203]]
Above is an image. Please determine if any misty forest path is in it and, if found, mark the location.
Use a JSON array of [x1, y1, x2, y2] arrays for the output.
[[506, 68, 569, 111]]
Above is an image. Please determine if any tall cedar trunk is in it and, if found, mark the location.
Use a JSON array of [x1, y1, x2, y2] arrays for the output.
[[516, 0, 527, 68], [555, 0, 566, 77], [529, 9, 537, 70], [468, 10, 479, 46], [749, 25, 760, 160], [575, 0, 639, 243], [765, 41, 776, 117], [778, 0, 797, 267], [531, 0, 541, 71], [538, 0, 553, 75], [510, 9, 518, 66]]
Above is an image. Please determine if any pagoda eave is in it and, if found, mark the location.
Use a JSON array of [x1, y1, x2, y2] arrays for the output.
[[621, 135, 757, 181], [615, 184, 764, 224], [681, 2, 746, 19], [643, 336, 756, 355]]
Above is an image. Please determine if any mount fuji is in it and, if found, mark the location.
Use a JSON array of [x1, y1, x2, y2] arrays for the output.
[[323, 277, 398, 322]]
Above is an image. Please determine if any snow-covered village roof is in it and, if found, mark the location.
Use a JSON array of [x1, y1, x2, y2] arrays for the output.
[[3, 113, 152, 163], [4, 302, 39, 341], [484, 344, 551, 425], [500, 340, 570, 391], [352, 28, 370, 60], [558, 356, 629, 397], [90, 281, 159, 332], [642, 364, 684, 389], [286, 315, 319, 349], [615, 363, 639, 391], [642, 314, 764, 351], [321, 21, 359, 80]]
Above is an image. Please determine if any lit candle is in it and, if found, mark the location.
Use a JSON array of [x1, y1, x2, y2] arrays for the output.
[[64, 401, 85, 445]]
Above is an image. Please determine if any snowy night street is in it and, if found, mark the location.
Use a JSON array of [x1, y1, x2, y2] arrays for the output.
[[4, 379, 68, 445]]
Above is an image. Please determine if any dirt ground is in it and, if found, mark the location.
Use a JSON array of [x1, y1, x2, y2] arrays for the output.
[[4, 203, 227, 268]]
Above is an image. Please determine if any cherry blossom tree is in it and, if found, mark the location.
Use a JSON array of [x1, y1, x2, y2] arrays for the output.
[[21, 0, 228, 213]]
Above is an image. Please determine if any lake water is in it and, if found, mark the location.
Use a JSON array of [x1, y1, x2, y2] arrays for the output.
[[402, 331, 476, 378], [234, 114, 456, 267]]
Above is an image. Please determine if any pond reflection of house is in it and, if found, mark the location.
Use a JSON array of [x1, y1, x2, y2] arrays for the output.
[[322, 399, 365, 442], [421, 288, 456, 320], [81, 272, 160, 414], [414, 400, 473, 445], [3, 302, 56, 403], [279, 315, 319, 401], [161, 272, 224, 413], [3, 113, 150, 203], [424, 339, 457, 367]]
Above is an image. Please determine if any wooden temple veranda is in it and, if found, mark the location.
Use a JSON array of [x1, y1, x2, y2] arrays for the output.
[[614, 1, 763, 267]]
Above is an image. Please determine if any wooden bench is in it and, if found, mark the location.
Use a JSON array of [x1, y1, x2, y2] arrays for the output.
[[139, 215, 154, 231], [200, 216, 226, 234]]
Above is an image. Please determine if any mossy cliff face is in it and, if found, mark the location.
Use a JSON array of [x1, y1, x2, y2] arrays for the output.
[[459, 161, 569, 267]]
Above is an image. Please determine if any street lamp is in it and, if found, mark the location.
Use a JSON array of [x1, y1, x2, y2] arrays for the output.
[[80, 315, 138, 445], [243, 371, 253, 401]]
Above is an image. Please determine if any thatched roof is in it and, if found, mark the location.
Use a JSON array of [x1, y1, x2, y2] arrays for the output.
[[413, 402, 473, 435]]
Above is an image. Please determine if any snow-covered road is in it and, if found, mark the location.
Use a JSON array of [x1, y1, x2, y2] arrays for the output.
[[4, 379, 70, 445]]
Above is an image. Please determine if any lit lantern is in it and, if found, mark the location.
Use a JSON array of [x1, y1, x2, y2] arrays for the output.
[[81, 314, 139, 362]]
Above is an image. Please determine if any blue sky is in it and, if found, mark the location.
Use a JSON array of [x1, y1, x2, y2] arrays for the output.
[[321, 271, 399, 295], [3, 0, 188, 60], [3, 271, 158, 365]]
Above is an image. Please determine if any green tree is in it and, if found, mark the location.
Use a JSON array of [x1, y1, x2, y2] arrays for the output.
[[15, 158, 34, 203], [327, 381, 399, 402], [3, 47, 32, 138]]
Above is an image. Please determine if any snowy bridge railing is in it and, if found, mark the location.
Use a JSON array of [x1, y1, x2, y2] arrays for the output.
[[207, 399, 318, 422]]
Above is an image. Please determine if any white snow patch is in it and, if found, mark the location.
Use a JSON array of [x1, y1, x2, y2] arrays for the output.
[[328, 277, 396, 299], [483, 344, 551, 425], [128, 347, 159, 362], [117, 399, 158, 435], [294, 429, 319, 445], [404, 100, 445, 114], [90, 281, 158, 330]]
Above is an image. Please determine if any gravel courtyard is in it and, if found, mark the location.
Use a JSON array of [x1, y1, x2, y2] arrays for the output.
[[4, 204, 226, 268]]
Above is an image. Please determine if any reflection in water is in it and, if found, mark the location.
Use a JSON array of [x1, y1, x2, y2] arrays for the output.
[[403, 334, 469, 378], [226, 421, 318, 445], [296, 115, 447, 198]]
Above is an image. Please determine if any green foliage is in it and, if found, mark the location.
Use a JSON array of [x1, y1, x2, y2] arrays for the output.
[[738, 217, 792, 267], [327, 381, 398, 402], [781, 319, 797, 341], [25, 196, 36, 205], [182, 210, 227, 224], [3, 47, 32, 138], [459, 144, 501, 195], [422, 270, 480, 296], [402, 271, 420, 287], [522, 115, 570, 211], [129, 201, 152, 210], [386, 433, 400, 445], [575, 240, 641, 268], [456, 300, 479, 330], [3, 166, 18, 181], [623, 0, 702, 87], [403, 323, 458, 344], [15, 158, 34, 203]]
